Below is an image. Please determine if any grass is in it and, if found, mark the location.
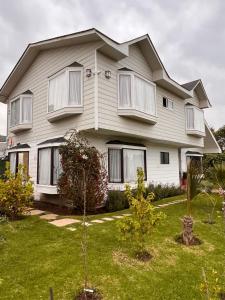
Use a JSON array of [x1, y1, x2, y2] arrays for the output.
[[0, 194, 224, 300]]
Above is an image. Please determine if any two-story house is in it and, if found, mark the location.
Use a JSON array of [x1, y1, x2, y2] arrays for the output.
[[0, 28, 220, 201]]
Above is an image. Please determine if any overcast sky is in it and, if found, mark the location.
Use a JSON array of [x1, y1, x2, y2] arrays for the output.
[[0, 0, 224, 135]]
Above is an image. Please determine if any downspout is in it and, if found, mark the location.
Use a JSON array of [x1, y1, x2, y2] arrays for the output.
[[94, 49, 98, 130]]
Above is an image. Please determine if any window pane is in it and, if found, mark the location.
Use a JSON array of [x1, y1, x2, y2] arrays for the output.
[[134, 76, 156, 115], [21, 97, 32, 123], [38, 148, 51, 185], [119, 75, 131, 107], [160, 152, 169, 164], [53, 148, 62, 185], [11, 99, 20, 126], [123, 149, 145, 182], [69, 71, 81, 105], [9, 152, 17, 174], [194, 108, 204, 132], [109, 149, 121, 182], [48, 72, 67, 111], [186, 107, 194, 129], [18, 152, 29, 176]]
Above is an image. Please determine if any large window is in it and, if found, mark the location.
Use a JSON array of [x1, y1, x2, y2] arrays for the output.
[[37, 147, 62, 185], [118, 73, 156, 116], [9, 151, 29, 175], [108, 147, 146, 183], [48, 68, 82, 112], [10, 95, 32, 127], [185, 106, 204, 133]]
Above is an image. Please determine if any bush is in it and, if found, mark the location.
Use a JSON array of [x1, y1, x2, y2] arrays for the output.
[[0, 163, 33, 219], [146, 183, 183, 201], [105, 190, 129, 212]]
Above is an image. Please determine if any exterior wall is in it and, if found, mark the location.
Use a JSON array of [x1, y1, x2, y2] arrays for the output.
[[25, 132, 180, 200], [98, 46, 204, 148], [185, 91, 200, 107], [7, 41, 103, 145]]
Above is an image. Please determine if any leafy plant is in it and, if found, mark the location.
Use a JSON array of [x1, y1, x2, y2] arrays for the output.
[[118, 168, 165, 258], [105, 190, 129, 212], [200, 180, 218, 224], [58, 129, 108, 212], [0, 163, 33, 219], [200, 268, 225, 300]]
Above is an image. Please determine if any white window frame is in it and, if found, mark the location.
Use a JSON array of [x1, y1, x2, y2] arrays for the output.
[[118, 71, 157, 117], [47, 67, 83, 113], [10, 95, 33, 127], [185, 105, 205, 132], [163, 96, 174, 111]]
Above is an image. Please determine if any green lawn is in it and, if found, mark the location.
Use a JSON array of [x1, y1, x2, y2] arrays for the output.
[[0, 194, 224, 300]]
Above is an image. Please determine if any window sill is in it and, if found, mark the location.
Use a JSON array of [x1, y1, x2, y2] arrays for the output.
[[9, 123, 32, 133], [118, 108, 157, 124], [36, 184, 58, 194], [186, 129, 206, 137], [47, 106, 84, 122]]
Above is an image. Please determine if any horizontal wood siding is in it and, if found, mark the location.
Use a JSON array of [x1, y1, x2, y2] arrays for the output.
[[98, 45, 204, 148], [7, 41, 102, 145]]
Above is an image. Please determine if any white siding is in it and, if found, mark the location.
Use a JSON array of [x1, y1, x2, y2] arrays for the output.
[[98, 45, 204, 148], [7, 41, 102, 145]]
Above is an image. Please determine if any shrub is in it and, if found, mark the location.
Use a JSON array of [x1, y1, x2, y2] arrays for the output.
[[146, 183, 183, 201], [105, 190, 129, 212], [58, 129, 108, 212], [118, 168, 166, 256], [0, 163, 33, 219]]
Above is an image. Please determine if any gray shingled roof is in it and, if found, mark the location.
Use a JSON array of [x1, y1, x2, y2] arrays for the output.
[[181, 80, 200, 91]]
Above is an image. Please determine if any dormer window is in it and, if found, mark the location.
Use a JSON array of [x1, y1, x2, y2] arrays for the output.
[[118, 71, 157, 124], [9, 93, 32, 133], [47, 66, 83, 122]]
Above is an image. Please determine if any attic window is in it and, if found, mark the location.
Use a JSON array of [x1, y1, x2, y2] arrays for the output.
[[48, 67, 83, 112]]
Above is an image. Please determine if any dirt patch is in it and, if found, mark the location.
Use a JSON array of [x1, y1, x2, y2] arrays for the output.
[[175, 234, 202, 246], [135, 251, 152, 262], [75, 289, 102, 300]]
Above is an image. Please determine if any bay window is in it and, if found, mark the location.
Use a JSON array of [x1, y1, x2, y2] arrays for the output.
[[48, 67, 82, 113], [185, 105, 205, 136], [118, 72, 157, 123], [9, 151, 29, 176], [108, 147, 146, 183], [37, 147, 62, 186], [10, 95, 32, 130]]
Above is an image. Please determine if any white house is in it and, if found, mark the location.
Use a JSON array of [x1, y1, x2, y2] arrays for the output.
[[0, 28, 220, 201]]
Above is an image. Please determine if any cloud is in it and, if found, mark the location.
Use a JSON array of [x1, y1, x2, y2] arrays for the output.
[[0, 0, 224, 134]]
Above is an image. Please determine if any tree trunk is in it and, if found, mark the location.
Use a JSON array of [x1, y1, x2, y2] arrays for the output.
[[182, 215, 194, 245]]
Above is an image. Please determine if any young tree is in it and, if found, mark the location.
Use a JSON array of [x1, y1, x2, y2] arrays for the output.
[[57, 129, 108, 212], [118, 168, 165, 260], [182, 160, 202, 245]]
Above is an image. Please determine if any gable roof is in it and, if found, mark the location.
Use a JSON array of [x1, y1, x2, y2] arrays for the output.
[[0, 28, 206, 103], [181, 80, 200, 91], [181, 79, 211, 108]]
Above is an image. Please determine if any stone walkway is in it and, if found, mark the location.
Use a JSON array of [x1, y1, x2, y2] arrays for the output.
[[26, 198, 186, 231]]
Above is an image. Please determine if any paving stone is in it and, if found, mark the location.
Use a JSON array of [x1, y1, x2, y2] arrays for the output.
[[101, 217, 115, 221], [82, 222, 93, 226], [113, 215, 124, 219], [91, 219, 105, 224], [49, 218, 78, 227], [29, 209, 45, 216], [67, 227, 77, 231], [40, 213, 58, 220]]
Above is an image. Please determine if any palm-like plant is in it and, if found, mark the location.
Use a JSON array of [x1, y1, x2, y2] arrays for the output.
[[182, 160, 202, 245], [211, 163, 225, 219]]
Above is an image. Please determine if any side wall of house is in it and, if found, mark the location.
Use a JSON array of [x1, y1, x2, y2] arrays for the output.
[[97, 45, 204, 148], [7, 41, 103, 145]]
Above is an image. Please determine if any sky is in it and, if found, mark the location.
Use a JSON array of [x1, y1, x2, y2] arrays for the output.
[[0, 0, 224, 135]]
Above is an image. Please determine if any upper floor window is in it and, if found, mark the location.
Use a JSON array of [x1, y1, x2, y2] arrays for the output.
[[160, 152, 169, 164], [118, 72, 156, 116], [163, 97, 174, 110], [48, 67, 83, 112], [185, 105, 205, 134], [10, 95, 32, 127]]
